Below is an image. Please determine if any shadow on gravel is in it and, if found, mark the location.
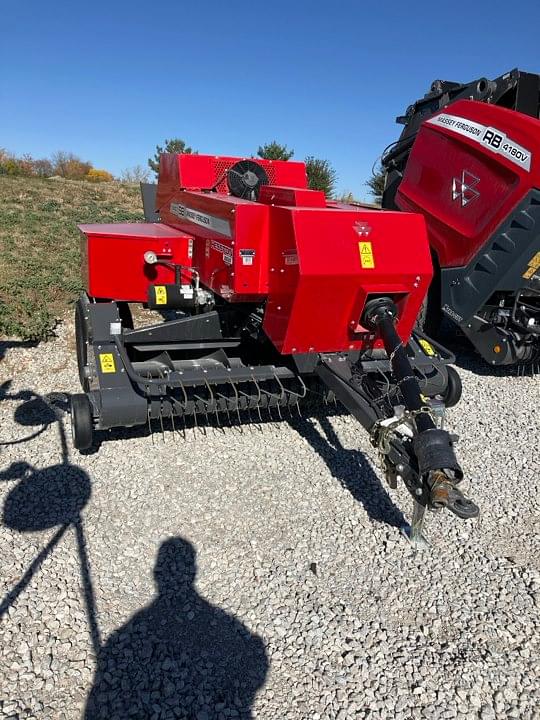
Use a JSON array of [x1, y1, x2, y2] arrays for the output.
[[0, 338, 38, 362], [85, 537, 269, 720], [1, 387, 269, 719], [0, 389, 101, 655], [290, 414, 406, 529], [0, 380, 70, 448]]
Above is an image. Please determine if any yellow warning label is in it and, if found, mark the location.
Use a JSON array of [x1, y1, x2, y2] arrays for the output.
[[99, 353, 116, 374], [359, 241, 375, 269], [419, 338, 436, 356], [155, 285, 167, 305], [523, 251, 540, 280]]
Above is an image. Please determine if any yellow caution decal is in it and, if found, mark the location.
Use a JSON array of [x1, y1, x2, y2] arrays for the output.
[[155, 285, 168, 305], [419, 338, 436, 356], [359, 241, 375, 269], [523, 251, 540, 280], [99, 353, 116, 374]]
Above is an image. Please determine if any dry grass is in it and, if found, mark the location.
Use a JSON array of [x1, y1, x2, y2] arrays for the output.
[[0, 176, 144, 340]]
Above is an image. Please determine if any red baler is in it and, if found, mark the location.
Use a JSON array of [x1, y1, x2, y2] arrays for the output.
[[73, 154, 478, 536]]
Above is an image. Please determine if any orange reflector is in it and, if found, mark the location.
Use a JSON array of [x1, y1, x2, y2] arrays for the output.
[[493, 345, 502, 354]]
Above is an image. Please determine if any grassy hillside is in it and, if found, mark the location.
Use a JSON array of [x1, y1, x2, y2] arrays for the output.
[[0, 176, 144, 340]]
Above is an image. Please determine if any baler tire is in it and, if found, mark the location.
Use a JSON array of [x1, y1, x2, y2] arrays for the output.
[[71, 393, 94, 450], [441, 366, 462, 408], [75, 296, 91, 392]]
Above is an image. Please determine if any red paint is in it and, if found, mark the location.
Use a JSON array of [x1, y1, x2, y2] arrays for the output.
[[395, 99, 540, 267], [79, 155, 434, 354], [258, 185, 326, 208], [80, 223, 192, 302], [156, 154, 308, 212], [262, 207, 431, 353]]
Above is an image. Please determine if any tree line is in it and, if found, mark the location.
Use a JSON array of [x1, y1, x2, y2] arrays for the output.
[[0, 140, 386, 200], [0, 148, 150, 184]]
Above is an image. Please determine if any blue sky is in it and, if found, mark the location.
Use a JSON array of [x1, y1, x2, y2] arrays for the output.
[[2, 0, 540, 198]]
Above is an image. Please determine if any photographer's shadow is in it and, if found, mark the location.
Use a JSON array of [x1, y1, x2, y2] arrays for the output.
[[85, 537, 268, 720]]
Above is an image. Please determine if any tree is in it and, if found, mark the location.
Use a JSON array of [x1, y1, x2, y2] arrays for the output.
[[256, 141, 294, 161], [121, 165, 150, 183], [51, 151, 92, 179], [305, 156, 337, 197], [31, 158, 54, 177], [148, 139, 194, 177], [366, 166, 386, 203], [338, 191, 357, 204], [86, 168, 114, 182]]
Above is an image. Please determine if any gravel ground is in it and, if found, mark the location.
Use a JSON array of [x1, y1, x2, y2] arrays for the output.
[[1, 319, 539, 720]]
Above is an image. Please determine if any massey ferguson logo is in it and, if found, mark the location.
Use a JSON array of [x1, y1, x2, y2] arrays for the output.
[[452, 171, 480, 207], [353, 221, 372, 237]]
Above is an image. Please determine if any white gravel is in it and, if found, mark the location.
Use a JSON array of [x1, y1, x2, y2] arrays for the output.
[[1, 319, 539, 720]]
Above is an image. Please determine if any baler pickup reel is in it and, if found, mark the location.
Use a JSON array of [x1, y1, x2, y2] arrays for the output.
[[72, 153, 479, 543]]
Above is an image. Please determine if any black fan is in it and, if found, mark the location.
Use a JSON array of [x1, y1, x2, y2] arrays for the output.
[[226, 160, 269, 200]]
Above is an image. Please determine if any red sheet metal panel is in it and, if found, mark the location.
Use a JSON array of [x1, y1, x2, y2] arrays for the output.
[[396, 99, 540, 267], [156, 154, 308, 211], [262, 207, 433, 354], [79, 223, 192, 302], [159, 191, 270, 301], [258, 186, 327, 208]]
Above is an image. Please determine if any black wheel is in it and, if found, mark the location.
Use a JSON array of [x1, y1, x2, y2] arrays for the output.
[[71, 393, 94, 450], [441, 366, 462, 408], [75, 294, 91, 392]]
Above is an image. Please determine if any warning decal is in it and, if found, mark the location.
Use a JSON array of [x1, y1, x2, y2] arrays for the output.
[[523, 251, 540, 280], [155, 285, 168, 305], [419, 339, 436, 357], [239, 249, 255, 266], [359, 241, 375, 269], [99, 353, 116, 374]]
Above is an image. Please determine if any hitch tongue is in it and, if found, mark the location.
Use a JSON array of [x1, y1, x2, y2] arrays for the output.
[[362, 296, 479, 535], [428, 470, 479, 519]]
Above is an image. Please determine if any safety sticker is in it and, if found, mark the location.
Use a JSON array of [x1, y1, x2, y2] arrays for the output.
[[419, 339, 436, 357], [99, 353, 116, 374], [359, 241, 375, 269], [523, 251, 540, 280], [240, 249, 255, 266], [155, 285, 168, 305], [426, 112, 532, 171], [283, 250, 299, 266]]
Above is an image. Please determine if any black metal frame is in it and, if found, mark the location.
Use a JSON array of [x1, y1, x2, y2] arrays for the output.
[[71, 294, 479, 520]]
